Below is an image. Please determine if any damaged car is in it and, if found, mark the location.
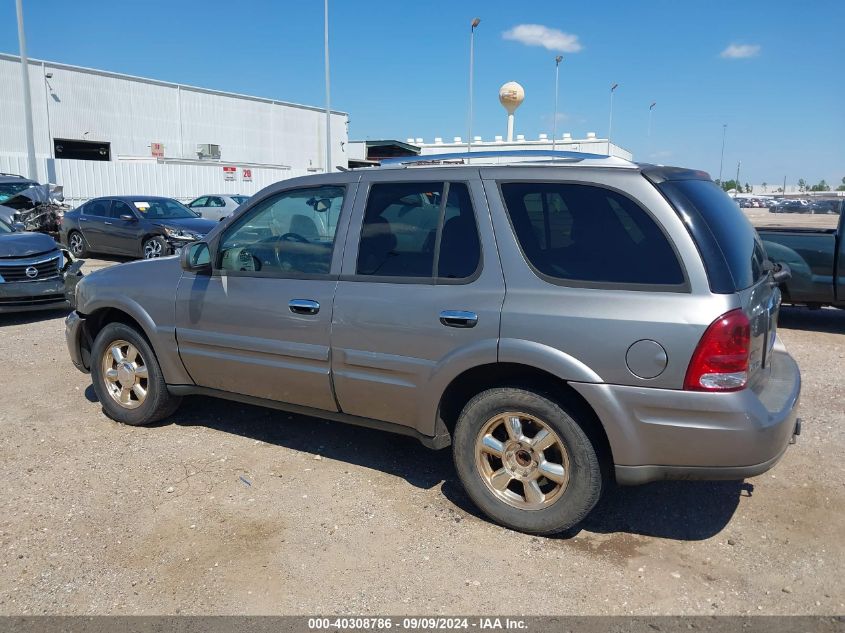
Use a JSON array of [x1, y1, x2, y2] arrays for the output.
[[60, 196, 216, 259], [0, 176, 69, 239], [0, 216, 83, 313]]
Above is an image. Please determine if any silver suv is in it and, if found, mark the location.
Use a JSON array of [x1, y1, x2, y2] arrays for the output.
[[65, 151, 801, 535]]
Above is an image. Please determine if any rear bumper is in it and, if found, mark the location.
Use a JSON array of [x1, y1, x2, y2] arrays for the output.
[[572, 343, 801, 485], [0, 278, 69, 313]]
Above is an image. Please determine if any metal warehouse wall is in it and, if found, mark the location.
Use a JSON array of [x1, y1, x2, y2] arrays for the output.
[[0, 154, 311, 206], [0, 54, 348, 171]]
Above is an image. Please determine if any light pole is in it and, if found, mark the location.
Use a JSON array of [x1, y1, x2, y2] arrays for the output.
[[735, 161, 741, 198], [647, 101, 656, 158], [15, 0, 37, 180], [607, 82, 618, 156], [552, 56, 563, 152], [718, 123, 727, 185], [467, 17, 481, 154], [324, 0, 332, 173], [42, 65, 53, 159]]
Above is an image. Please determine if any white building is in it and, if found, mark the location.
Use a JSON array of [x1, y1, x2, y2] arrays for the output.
[[0, 53, 348, 204], [411, 132, 632, 161]]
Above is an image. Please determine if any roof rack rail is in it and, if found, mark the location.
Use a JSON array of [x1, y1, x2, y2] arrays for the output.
[[0, 172, 27, 178], [380, 149, 635, 168]]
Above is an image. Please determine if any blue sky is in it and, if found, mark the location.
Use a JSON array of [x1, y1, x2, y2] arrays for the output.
[[2, 0, 843, 187]]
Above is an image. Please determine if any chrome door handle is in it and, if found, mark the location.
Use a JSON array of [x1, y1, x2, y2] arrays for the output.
[[79, 217, 88, 222], [104, 221, 113, 225], [289, 299, 320, 315], [439, 310, 478, 328]]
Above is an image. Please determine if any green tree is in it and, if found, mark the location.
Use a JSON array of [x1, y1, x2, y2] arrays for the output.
[[809, 180, 830, 192], [720, 179, 739, 192], [761, 182, 768, 192], [744, 182, 751, 193], [837, 176, 845, 192], [797, 178, 807, 192]]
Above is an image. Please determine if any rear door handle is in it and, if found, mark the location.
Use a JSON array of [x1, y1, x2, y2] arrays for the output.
[[289, 299, 320, 315], [104, 221, 113, 225], [439, 310, 478, 328]]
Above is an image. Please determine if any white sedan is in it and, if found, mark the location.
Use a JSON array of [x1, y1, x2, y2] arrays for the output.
[[186, 194, 250, 221]]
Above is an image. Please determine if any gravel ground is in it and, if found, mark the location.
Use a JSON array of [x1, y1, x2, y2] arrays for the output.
[[0, 256, 842, 615]]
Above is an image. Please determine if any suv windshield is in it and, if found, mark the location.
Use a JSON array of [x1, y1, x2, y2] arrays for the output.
[[132, 198, 196, 220], [0, 182, 35, 204]]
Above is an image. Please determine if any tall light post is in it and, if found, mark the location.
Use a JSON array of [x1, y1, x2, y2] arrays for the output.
[[735, 160, 741, 198], [607, 82, 618, 156], [324, 0, 332, 173], [647, 101, 656, 158], [15, 0, 38, 180], [718, 123, 727, 185], [467, 17, 481, 154], [552, 55, 563, 152]]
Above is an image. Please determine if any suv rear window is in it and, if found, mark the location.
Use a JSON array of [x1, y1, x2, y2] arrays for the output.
[[659, 179, 766, 291], [500, 182, 684, 286]]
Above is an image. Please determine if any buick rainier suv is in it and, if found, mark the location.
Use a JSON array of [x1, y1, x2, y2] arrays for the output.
[[65, 151, 801, 535]]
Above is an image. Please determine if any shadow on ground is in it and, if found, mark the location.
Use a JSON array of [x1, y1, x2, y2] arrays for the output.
[[778, 305, 845, 334], [0, 308, 70, 326], [83, 387, 747, 540]]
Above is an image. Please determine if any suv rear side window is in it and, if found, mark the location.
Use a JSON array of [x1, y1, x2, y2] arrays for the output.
[[500, 182, 684, 286], [659, 179, 766, 290], [356, 182, 480, 280]]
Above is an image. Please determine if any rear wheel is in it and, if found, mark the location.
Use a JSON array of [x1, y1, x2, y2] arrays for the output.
[[90, 322, 181, 425], [452, 387, 603, 535], [68, 231, 88, 258]]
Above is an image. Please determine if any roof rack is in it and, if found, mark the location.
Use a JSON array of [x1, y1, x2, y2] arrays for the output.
[[379, 149, 636, 168], [0, 172, 27, 178]]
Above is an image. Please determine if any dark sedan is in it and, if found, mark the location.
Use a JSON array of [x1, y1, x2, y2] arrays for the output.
[[0, 217, 83, 313], [60, 196, 216, 259]]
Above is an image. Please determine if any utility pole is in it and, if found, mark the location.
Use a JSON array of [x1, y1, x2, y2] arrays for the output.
[[607, 82, 618, 155], [552, 56, 562, 152], [15, 0, 38, 180], [467, 17, 481, 154], [735, 161, 741, 198], [647, 101, 656, 158], [324, 0, 332, 172], [718, 124, 727, 185]]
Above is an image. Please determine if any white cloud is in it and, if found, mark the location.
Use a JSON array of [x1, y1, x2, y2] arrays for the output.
[[720, 43, 761, 59], [502, 24, 583, 53]]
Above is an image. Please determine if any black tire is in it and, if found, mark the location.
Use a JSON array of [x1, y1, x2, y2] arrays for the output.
[[452, 387, 603, 535], [90, 322, 181, 426], [67, 230, 89, 258], [142, 236, 168, 259]]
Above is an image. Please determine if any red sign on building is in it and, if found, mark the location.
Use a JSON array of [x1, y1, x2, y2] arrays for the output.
[[223, 166, 236, 181], [242, 168, 253, 182]]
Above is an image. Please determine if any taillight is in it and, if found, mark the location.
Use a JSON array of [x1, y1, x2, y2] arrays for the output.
[[684, 309, 751, 392]]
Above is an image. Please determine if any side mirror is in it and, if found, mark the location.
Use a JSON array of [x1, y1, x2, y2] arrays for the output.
[[119, 214, 137, 222], [180, 241, 212, 273], [771, 262, 791, 284], [11, 221, 26, 232]]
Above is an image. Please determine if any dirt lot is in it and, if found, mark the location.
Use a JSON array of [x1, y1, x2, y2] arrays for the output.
[[0, 255, 843, 616]]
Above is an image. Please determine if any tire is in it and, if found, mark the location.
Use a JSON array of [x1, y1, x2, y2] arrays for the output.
[[452, 387, 603, 535], [142, 236, 168, 259], [67, 230, 89, 258], [90, 322, 181, 426]]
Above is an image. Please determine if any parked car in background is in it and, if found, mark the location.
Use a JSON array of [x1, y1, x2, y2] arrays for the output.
[[61, 196, 216, 259], [757, 206, 845, 308], [0, 216, 83, 313], [809, 199, 843, 215], [186, 194, 250, 221], [65, 151, 801, 535]]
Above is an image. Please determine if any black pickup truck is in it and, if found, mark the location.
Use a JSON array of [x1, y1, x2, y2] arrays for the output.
[[756, 200, 844, 309]]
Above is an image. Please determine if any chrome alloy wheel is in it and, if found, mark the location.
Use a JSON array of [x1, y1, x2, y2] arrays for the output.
[[69, 233, 84, 256], [475, 411, 570, 510], [101, 339, 149, 409], [143, 239, 163, 259]]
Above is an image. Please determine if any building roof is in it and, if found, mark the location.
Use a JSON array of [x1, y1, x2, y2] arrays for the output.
[[0, 53, 347, 117]]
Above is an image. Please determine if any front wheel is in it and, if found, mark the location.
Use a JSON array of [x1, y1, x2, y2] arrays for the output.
[[90, 322, 181, 425], [452, 387, 603, 535], [142, 236, 167, 259]]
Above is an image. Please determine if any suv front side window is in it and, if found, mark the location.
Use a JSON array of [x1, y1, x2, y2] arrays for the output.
[[218, 185, 344, 276], [356, 181, 480, 280], [501, 182, 684, 287]]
